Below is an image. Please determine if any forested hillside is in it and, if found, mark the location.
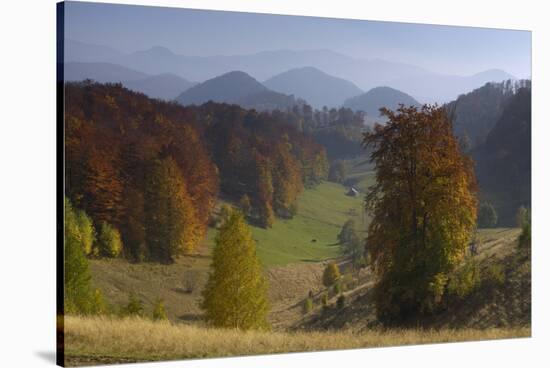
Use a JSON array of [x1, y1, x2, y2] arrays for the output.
[[65, 81, 328, 262], [175, 71, 301, 111], [447, 80, 520, 148], [473, 85, 531, 225]]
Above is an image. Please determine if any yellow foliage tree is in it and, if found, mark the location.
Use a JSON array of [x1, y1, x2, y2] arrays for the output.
[[201, 209, 270, 330], [144, 157, 200, 262], [364, 105, 478, 323]]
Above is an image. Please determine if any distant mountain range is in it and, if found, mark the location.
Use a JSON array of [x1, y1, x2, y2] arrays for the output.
[[343, 86, 420, 120], [264, 67, 363, 109], [64, 62, 195, 100], [65, 40, 517, 104], [176, 71, 299, 111], [123, 73, 196, 101], [64, 62, 149, 83], [388, 69, 516, 103]]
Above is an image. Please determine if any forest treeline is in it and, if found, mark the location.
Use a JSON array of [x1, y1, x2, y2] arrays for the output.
[[65, 81, 329, 262]]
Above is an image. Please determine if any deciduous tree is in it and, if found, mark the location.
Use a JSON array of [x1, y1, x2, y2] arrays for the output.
[[363, 105, 478, 323]]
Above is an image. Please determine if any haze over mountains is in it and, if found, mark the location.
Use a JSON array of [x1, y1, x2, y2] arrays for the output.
[[343, 87, 420, 120], [264, 67, 363, 109], [176, 71, 299, 111], [65, 39, 516, 105], [64, 62, 196, 100]]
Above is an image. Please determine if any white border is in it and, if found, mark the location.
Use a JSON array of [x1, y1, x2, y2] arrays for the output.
[[0, 0, 548, 367]]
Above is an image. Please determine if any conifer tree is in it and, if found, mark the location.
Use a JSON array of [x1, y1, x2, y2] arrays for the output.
[[201, 209, 270, 330]]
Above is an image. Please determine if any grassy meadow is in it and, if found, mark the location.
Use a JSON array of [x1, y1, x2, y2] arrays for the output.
[[75, 169, 530, 366], [64, 315, 529, 366], [206, 181, 367, 266]]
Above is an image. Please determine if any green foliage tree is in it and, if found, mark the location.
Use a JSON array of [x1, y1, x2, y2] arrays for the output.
[[144, 157, 199, 263], [64, 198, 94, 314], [337, 220, 364, 266], [364, 105, 478, 323], [76, 209, 95, 256], [322, 262, 341, 288], [201, 209, 270, 330], [96, 221, 123, 258], [478, 201, 498, 228], [447, 260, 481, 299]]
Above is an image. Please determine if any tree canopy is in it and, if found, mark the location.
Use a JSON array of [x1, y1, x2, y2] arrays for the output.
[[363, 104, 478, 323], [201, 208, 270, 330]]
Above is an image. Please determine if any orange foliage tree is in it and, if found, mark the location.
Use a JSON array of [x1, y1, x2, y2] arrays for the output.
[[363, 105, 478, 323]]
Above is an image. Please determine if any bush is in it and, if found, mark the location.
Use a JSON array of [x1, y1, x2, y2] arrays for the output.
[[121, 293, 144, 317], [341, 273, 356, 291], [337, 295, 346, 309], [333, 281, 343, 295], [303, 297, 313, 314], [478, 202, 498, 228], [322, 262, 341, 287], [97, 222, 123, 258], [89, 288, 111, 315], [152, 299, 168, 321], [447, 260, 481, 299], [321, 292, 329, 307], [483, 264, 506, 287]]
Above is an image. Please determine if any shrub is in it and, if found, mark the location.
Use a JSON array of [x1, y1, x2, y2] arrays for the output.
[[321, 292, 329, 307], [322, 262, 341, 288], [447, 260, 481, 299], [303, 297, 314, 314], [90, 288, 110, 315], [333, 281, 343, 295], [478, 202, 498, 228], [341, 273, 355, 291], [121, 293, 144, 317], [483, 264, 506, 287], [152, 299, 168, 321], [97, 222, 123, 258]]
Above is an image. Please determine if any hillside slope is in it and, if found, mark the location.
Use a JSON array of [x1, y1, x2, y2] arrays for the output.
[[88, 181, 365, 328], [297, 228, 529, 331], [343, 86, 420, 119], [264, 66, 363, 109], [176, 70, 299, 111]]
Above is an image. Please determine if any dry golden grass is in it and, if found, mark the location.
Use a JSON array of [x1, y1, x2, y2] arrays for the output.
[[64, 315, 530, 366]]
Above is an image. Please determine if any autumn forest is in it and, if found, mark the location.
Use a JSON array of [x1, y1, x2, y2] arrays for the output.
[[59, 3, 532, 366]]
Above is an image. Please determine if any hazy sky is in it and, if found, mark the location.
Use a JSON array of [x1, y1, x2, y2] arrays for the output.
[[64, 1, 531, 78]]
